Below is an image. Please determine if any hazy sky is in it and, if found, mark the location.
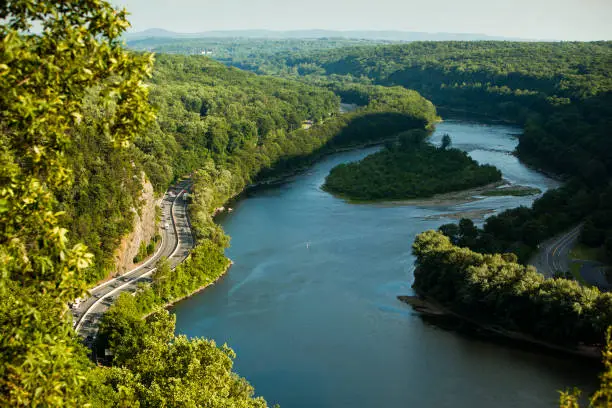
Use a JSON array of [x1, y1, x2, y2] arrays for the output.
[[113, 0, 612, 41]]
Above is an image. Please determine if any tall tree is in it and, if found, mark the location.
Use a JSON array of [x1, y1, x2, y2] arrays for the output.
[[0, 1, 154, 404]]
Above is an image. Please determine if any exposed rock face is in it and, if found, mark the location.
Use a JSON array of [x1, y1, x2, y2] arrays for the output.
[[113, 175, 160, 275]]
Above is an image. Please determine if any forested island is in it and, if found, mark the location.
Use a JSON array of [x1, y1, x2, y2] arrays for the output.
[[0, 3, 440, 404], [123, 38, 612, 264], [243, 41, 612, 268], [167, 40, 611, 264], [94, 60, 438, 384], [323, 132, 501, 201], [2, 0, 612, 405]]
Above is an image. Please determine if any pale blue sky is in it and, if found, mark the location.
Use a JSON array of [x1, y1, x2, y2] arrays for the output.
[[113, 0, 612, 41]]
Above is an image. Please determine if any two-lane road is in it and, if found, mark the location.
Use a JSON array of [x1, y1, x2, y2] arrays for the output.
[[73, 181, 195, 342], [529, 224, 582, 278], [529, 224, 612, 290]]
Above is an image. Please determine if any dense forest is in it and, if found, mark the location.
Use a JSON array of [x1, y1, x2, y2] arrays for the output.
[[2, 0, 612, 404], [257, 41, 612, 266], [0, 2, 441, 404], [65, 53, 342, 282], [95, 61, 439, 376], [126, 37, 390, 68], [267, 41, 611, 118], [125, 32, 612, 267], [323, 132, 501, 200], [0, 2, 269, 404], [412, 230, 612, 347]]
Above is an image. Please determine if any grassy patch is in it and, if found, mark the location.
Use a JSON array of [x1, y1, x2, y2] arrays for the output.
[[570, 244, 607, 263], [481, 187, 542, 197]]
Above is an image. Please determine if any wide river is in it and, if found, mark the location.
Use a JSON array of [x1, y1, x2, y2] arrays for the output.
[[174, 120, 599, 407]]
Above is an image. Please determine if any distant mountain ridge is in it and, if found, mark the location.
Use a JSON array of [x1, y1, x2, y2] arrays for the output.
[[124, 28, 536, 42]]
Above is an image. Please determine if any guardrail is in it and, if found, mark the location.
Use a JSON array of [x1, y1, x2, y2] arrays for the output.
[[85, 196, 169, 294], [75, 190, 185, 334]]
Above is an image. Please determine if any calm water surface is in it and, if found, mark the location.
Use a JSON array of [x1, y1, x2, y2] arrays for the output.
[[173, 120, 598, 407]]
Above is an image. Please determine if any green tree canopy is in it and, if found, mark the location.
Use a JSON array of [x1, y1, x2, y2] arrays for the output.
[[0, 1, 155, 405]]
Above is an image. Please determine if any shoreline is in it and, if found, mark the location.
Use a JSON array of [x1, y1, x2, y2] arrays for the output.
[[143, 261, 233, 319], [332, 180, 542, 207], [246, 137, 396, 191], [513, 151, 567, 183], [246, 125, 549, 206], [330, 181, 505, 206], [163, 140, 393, 312], [423, 208, 495, 221], [398, 294, 602, 360], [436, 106, 519, 125]]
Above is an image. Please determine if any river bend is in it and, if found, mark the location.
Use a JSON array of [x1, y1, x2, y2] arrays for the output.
[[173, 120, 597, 408]]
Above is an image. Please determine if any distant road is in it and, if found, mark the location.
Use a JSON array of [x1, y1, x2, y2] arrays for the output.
[[72, 180, 195, 343], [529, 224, 612, 290], [528, 224, 582, 278]]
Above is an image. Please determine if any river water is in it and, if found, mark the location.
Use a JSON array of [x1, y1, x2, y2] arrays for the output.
[[173, 120, 598, 407]]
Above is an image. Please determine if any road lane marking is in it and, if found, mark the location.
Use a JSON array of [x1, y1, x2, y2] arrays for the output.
[[80, 197, 171, 294], [75, 190, 186, 334], [549, 226, 581, 274]]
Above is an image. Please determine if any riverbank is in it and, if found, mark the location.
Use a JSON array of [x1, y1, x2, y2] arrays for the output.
[[436, 106, 518, 125], [437, 111, 566, 185], [398, 294, 602, 360], [480, 185, 542, 197], [513, 150, 567, 183], [246, 138, 396, 192], [424, 208, 495, 221], [341, 181, 541, 207], [143, 261, 233, 319], [173, 118, 590, 408]]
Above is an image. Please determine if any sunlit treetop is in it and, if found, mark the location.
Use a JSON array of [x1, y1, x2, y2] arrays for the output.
[[0, 3, 154, 404], [0, 0, 155, 298]]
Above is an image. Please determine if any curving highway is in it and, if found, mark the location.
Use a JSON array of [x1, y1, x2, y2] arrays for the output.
[[72, 180, 195, 344], [528, 224, 582, 278], [528, 223, 612, 291]]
